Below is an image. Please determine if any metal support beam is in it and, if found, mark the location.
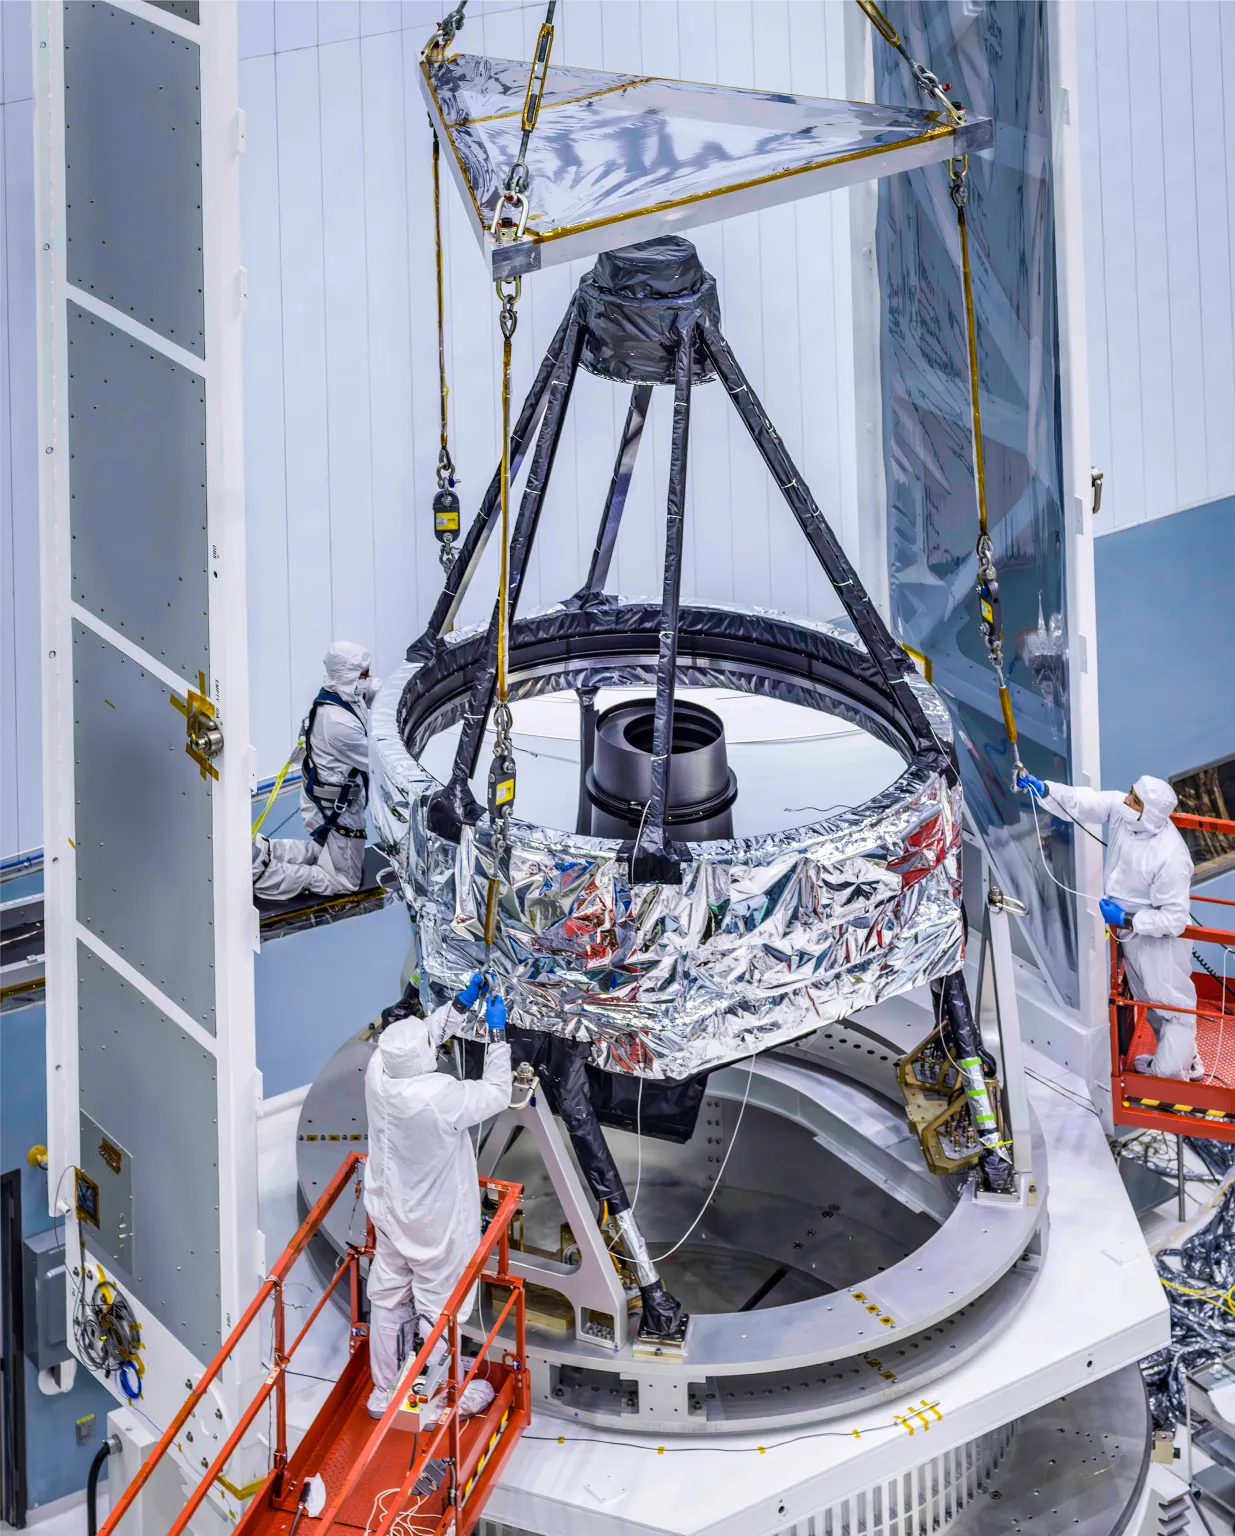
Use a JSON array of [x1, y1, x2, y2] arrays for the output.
[[698, 322, 944, 771], [476, 1094, 629, 1352], [430, 304, 586, 834], [577, 383, 652, 602], [575, 686, 599, 836], [415, 303, 576, 654], [632, 332, 693, 885], [984, 890, 1034, 1180]]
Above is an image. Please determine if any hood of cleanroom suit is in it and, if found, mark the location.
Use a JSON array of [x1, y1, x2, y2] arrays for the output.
[[322, 640, 373, 704], [1129, 775, 1178, 836], [362, 1001, 512, 1317], [1043, 775, 1196, 1078]]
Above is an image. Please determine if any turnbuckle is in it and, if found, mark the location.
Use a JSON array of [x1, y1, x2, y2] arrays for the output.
[[521, 19, 556, 135]]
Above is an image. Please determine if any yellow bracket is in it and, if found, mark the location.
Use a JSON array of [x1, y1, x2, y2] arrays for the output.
[[171, 671, 222, 781], [215, 1474, 268, 1502], [900, 643, 933, 683]]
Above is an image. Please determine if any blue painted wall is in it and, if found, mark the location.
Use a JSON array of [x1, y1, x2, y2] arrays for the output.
[[255, 897, 413, 1100], [1095, 495, 1235, 928], [1, 999, 120, 1510], [1095, 496, 1235, 798]]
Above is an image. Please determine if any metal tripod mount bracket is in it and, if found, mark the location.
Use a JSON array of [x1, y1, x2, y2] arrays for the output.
[[476, 1086, 631, 1353]]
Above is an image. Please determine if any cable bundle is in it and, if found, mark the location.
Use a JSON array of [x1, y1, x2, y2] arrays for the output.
[[1144, 1179, 1235, 1426]]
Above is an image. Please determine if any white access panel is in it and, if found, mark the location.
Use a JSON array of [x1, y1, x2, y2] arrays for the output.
[[34, 0, 260, 1437]]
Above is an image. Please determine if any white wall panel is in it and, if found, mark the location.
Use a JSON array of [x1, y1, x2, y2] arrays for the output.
[[2, 0, 39, 856], [1077, 0, 1235, 533], [237, 0, 862, 775]]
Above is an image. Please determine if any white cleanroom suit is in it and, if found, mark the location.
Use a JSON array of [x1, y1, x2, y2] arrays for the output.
[[1043, 775, 1197, 1079], [252, 641, 381, 902], [363, 998, 512, 1400]]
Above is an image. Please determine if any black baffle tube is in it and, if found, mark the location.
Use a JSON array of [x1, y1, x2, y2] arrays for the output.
[[631, 327, 693, 885]]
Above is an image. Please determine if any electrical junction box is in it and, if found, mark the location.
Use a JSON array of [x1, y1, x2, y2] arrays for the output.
[[22, 1226, 71, 1370]]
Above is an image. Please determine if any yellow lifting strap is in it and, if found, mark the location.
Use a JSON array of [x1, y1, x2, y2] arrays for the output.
[[857, 0, 1024, 777], [251, 749, 299, 840], [482, 1, 556, 952]]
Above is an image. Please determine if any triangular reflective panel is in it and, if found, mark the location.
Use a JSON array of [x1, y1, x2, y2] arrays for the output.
[[421, 54, 992, 279]]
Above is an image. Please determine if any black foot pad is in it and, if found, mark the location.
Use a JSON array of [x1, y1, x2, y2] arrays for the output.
[[637, 1281, 689, 1343]]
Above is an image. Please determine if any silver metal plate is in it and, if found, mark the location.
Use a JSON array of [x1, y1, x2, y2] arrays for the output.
[[77, 940, 221, 1356], [947, 1363, 1151, 1534], [422, 53, 993, 280], [64, 1, 205, 355], [72, 621, 216, 1033], [68, 302, 209, 678], [78, 1109, 134, 1274], [298, 1016, 1045, 1431]]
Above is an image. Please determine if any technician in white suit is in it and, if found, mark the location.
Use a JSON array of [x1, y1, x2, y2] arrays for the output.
[[363, 973, 512, 1418], [252, 641, 380, 901], [1019, 770, 1198, 1080]]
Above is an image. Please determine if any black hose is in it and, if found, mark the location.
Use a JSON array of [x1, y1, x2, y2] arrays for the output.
[[86, 1438, 114, 1536]]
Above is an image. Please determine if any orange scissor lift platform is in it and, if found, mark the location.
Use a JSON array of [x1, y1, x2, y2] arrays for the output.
[[99, 1155, 530, 1536], [1112, 811, 1235, 1141]]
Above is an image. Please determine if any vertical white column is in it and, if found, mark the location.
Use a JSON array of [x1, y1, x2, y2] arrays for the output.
[[33, 0, 76, 1212], [1048, 1, 1109, 1118], [200, 0, 262, 1398], [844, 2, 891, 623]]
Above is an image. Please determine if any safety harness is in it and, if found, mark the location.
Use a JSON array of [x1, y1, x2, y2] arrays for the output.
[[301, 689, 369, 847]]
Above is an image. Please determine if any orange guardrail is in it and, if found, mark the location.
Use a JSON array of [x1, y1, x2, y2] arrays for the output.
[[1110, 812, 1235, 1140], [99, 1155, 528, 1536]]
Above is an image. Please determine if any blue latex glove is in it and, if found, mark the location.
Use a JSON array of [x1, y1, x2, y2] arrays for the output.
[[456, 972, 487, 1008], [1100, 896, 1130, 929], [485, 993, 507, 1040], [1016, 769, 1046, 798]]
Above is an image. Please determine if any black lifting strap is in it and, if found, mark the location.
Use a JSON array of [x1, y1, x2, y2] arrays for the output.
[[301, 689, 369, 847]]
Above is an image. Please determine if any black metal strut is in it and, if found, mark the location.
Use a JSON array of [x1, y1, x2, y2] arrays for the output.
[[427, 299, 587, 838], [409, 303, 577, 661], [631, 328, 694, 883], [573, 383, 652, 605], [422, 236, 953, 854], [697, 321, 947, 774]]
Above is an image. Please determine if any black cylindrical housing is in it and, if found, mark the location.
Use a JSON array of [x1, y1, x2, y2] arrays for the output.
[[578, 236, 719, 386], [586, 697, 736, 840]]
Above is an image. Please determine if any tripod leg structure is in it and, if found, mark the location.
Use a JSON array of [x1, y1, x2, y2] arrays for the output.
[[698, 322, 947, 774], [428, 302, 587, 838], [575, 383, 653, 604], [631, 331, 694, 885], [411, 304, 577, 658]]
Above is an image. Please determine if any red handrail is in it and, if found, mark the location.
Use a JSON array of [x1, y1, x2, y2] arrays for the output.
[[314, 1178, 526, 1536], [99, 1151, 371, 1536], [1173, 811, 1235, 837], [101, 1155, 527, 1536]]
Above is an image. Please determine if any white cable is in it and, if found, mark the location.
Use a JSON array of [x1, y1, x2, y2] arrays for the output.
[[602, 1075, 645, 1259], [1028, 791, 1102, 916], [648, 1055, 756, 1263]]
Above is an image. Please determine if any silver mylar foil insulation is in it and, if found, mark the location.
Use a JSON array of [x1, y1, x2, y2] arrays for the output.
[[371, 605, 961, 1081]]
